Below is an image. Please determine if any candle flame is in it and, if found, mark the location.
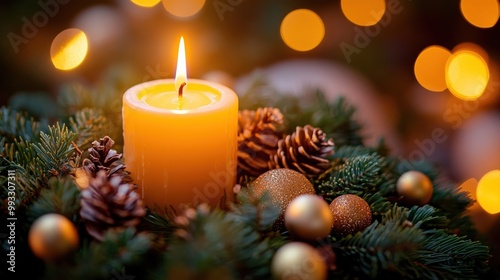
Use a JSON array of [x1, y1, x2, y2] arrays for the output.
[[175, 36, 187, 92]]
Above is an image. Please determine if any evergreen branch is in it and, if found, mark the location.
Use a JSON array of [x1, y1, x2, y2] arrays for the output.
[[2, 137, 45, 181], [228, 188, 281, 233], [332, 145, 380, 161], [431, 180, 472, 216], [68, 108, 114, 151], [57, 83, 99, 114], [26, 176, 81, 223], [365, 192, 393, 219], [165, 205, 280, 279], [336, 219, 424, 278], [309, 93, 364, 148], [138, 208, 175, 251], [1, 137, 45, 208], [44, 228, 155, 280], [317, 153, 395, 202], [414, 231, 490, 279], [32, 123, 77, 177], [0, 106, 44, 142], [0, 163, 40, 213], [406, 205, 449, 230]]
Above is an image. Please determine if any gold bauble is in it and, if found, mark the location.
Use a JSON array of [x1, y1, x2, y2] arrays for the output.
[[250, 169, 316, 225], [28, 213, 80, 261], [396, 170, 433, 206], [271, 242, 327, 280], [284, 194, 333, 241], [329, 194, 372, 236]]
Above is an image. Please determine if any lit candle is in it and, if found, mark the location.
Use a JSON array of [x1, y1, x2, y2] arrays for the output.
[[122, 37, 238, 213]]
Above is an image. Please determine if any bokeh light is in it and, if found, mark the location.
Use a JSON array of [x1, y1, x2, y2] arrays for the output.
[[162, 0, 205, 18], [414, 45, 451, 92], [459, 178, 479, 200], [445, 50, 490, 100], [477, 170, 500, 214], [50, 28, 88, 71], [460, 0, 499, 28], [341, 0, 386, 26], [131, 0, 161, 8], [453, 42, 489, 63], [280, 9, 325, 52]]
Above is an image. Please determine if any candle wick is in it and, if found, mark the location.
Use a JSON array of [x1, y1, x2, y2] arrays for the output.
[[178, 82, 187, 98]]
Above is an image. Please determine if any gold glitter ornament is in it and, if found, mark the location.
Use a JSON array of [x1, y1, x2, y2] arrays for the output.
[[396, 170, 433, 206], [284, 194, 333, 241], [329, 194, 372, 236], [28, 213, 80, 261], [249, 168, 316, 225], [271, 242, 328, 280]]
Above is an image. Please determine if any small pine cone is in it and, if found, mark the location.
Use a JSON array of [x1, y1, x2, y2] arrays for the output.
[[82, 136, 127, 180], [270, 125, 334, 178], [237, 107, 284, 179], [80, 170, 145, 241]]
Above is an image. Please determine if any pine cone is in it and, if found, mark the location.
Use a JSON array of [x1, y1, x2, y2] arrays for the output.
[[237, 107, 284, 179], [81, 136, 128, 181], [270, 125, 334, 178], [80, 170, 145, 241]]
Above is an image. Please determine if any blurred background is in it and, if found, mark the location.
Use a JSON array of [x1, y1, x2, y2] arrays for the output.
[[1, 0, 500, 255]]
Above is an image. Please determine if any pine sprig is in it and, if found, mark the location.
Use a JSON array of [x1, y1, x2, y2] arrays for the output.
[[44, 228, 155, 280], [406, 205, 449, 230], [2, 137, 45, 182], [309, 92, 364, 148], [33, 123, 77, 177], [335, 218, 424, 278], [317, 153, 395, 203], [415, 231, 490, 280], [165, 204, 281, 279], [26, 176, 81, 223], [0, 106, 45, 142], [68, 108, 116, 152], [138, 208, 176, 251], [228, 188, 281, 233]]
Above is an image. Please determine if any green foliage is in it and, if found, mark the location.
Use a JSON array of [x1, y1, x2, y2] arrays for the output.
[[317, 152, 396, 203], [0, 106, 45, 142], [308, 92, 364, 148], [227, 188, 281, 233], [335, 211, 424, 278], [26, 176, 81, 223], [0, 76, 494, 279], [68, 108, 117, 152], [8, 91, 62, 120], [334, 205, 489, 279], [138, 208, 176, 251], [164, 204, 282, 280], [33, 122, 77, 177], [44, 228, 155, 280]]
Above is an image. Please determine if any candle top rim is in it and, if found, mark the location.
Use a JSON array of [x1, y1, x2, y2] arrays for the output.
[[123, 78, 238, 114]]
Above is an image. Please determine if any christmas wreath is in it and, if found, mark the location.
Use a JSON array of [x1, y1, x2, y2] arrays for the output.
[[0, 72, 494, 280]]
